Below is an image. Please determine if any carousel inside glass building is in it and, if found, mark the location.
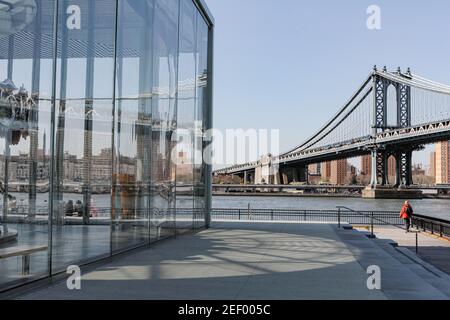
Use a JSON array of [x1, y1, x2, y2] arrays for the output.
[[0, 0, 213, 291]]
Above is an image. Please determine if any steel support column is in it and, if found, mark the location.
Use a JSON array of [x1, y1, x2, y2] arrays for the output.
[[397, 83, 411, 128], [370, 149, 388, 188], [373, 74, 387, 136], [396, 77, 412, 188], [398, 151, 413, 187]]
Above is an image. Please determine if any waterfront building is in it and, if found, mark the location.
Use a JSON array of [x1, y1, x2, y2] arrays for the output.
[[330, 159, 348, 185], [429, 151, 436, 183], [320, 161, 332, 181], [308, 163, 321, 175], [388, 156, 396, 182], [436, 142, 450, 184], [361, 155, 371, 176], [0, 0, 213, 291]]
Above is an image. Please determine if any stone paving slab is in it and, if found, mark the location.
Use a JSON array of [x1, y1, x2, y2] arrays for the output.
[[17, 222, 386, 300]]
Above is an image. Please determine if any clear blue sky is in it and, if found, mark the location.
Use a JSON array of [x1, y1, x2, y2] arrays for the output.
[[207, 0, 450, 169]]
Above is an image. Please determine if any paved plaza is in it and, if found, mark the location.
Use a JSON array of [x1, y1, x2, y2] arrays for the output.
[[14, 221, 450, 300]]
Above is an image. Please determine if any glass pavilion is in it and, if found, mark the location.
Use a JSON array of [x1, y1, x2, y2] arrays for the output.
[[0, 0, 213, 291]]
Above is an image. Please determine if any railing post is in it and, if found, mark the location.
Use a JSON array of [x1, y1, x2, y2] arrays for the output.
[[440, 224, 443, 238], [238, 209, 241, 221], [304, 210, 307, 222], [416, 232, 418, 254], [338, 208, 341, 229], [371, 212, 374, 237], [430, 222, 434, 235], [271, 209, 274, 221]]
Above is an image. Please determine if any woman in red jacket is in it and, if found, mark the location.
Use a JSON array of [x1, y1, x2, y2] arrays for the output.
[[400, 201, 413, 233]]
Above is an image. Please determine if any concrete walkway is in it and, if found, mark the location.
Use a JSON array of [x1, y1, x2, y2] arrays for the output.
[[15, 221, 450, 300], [362, 225, 450, 275], [18, 222, 387, 300]]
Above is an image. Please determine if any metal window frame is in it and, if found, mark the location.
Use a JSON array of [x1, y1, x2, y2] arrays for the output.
[[193, 0, 214, 27], [192, 0, 214, 228]]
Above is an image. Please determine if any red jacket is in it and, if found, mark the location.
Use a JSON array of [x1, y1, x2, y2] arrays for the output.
[[400, 205, 413, 219]]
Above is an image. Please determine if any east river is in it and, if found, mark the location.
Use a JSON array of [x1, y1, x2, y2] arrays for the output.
[[212, 196, 450, 221]]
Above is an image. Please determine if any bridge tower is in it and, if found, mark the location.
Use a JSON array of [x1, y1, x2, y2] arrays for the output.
[[369, 66, 415, 191]]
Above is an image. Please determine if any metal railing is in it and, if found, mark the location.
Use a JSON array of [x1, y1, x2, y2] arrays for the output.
[[411, 214, 450, 239], [211, 207, 404, 226], [2, 205, 450, 242], [337, 206, 421, 253]]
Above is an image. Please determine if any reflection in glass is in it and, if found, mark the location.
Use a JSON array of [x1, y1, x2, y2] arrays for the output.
[[0, 0, 52, 289], [150, 0, 179, 241], [51, 0, 115, 271], [194, 14, 209, 229], [0, 0, 211, 291], [112, 0, 154, 252], [175, 0, 198, 232]]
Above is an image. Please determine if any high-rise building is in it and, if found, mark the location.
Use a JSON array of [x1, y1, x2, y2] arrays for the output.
[[436, 142, 450, 184], [429, 151, 436, 183], [361, 155, 371, 176], [321, 162, 332, 181], [308, 163, 321, 175], [388, 156, 396, 180], [330, 159, 348, 185]]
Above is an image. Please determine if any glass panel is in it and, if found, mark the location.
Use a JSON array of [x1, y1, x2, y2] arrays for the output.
[[193, 14, 208, 229], [150, 0, 179, 241], [51, 0, 115, 271], [111, 0, 154, 252], [0, 0, 53, 289], [0, 0, 212, 292], [175, 0, 197, 233]]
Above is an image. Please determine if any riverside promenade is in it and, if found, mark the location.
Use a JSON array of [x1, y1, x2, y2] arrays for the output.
[[361, 225, 450, 275], [14, 221, 450, 300]]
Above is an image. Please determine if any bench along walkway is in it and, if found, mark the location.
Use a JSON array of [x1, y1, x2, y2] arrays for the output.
[[0, 245, 47, 275], [15, 221, 450, 300]]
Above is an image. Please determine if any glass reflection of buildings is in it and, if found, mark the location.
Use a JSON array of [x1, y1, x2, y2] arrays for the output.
[[0, 0, 213, 292]]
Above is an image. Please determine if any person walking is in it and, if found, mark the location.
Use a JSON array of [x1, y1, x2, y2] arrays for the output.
[[400, 201, 413, 233]]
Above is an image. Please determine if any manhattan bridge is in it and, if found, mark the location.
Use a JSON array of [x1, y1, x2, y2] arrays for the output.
[[214, 67, 450, 197]]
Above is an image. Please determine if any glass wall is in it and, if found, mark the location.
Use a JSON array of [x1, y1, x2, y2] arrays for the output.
[[0, 0, 54, 290], [0, 0, 212, 292], [175, 0, 197, 233]]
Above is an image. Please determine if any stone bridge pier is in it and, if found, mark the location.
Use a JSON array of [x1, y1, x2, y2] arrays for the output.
[[251, 155, 308, 185], [363, 147, 421, 199]]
